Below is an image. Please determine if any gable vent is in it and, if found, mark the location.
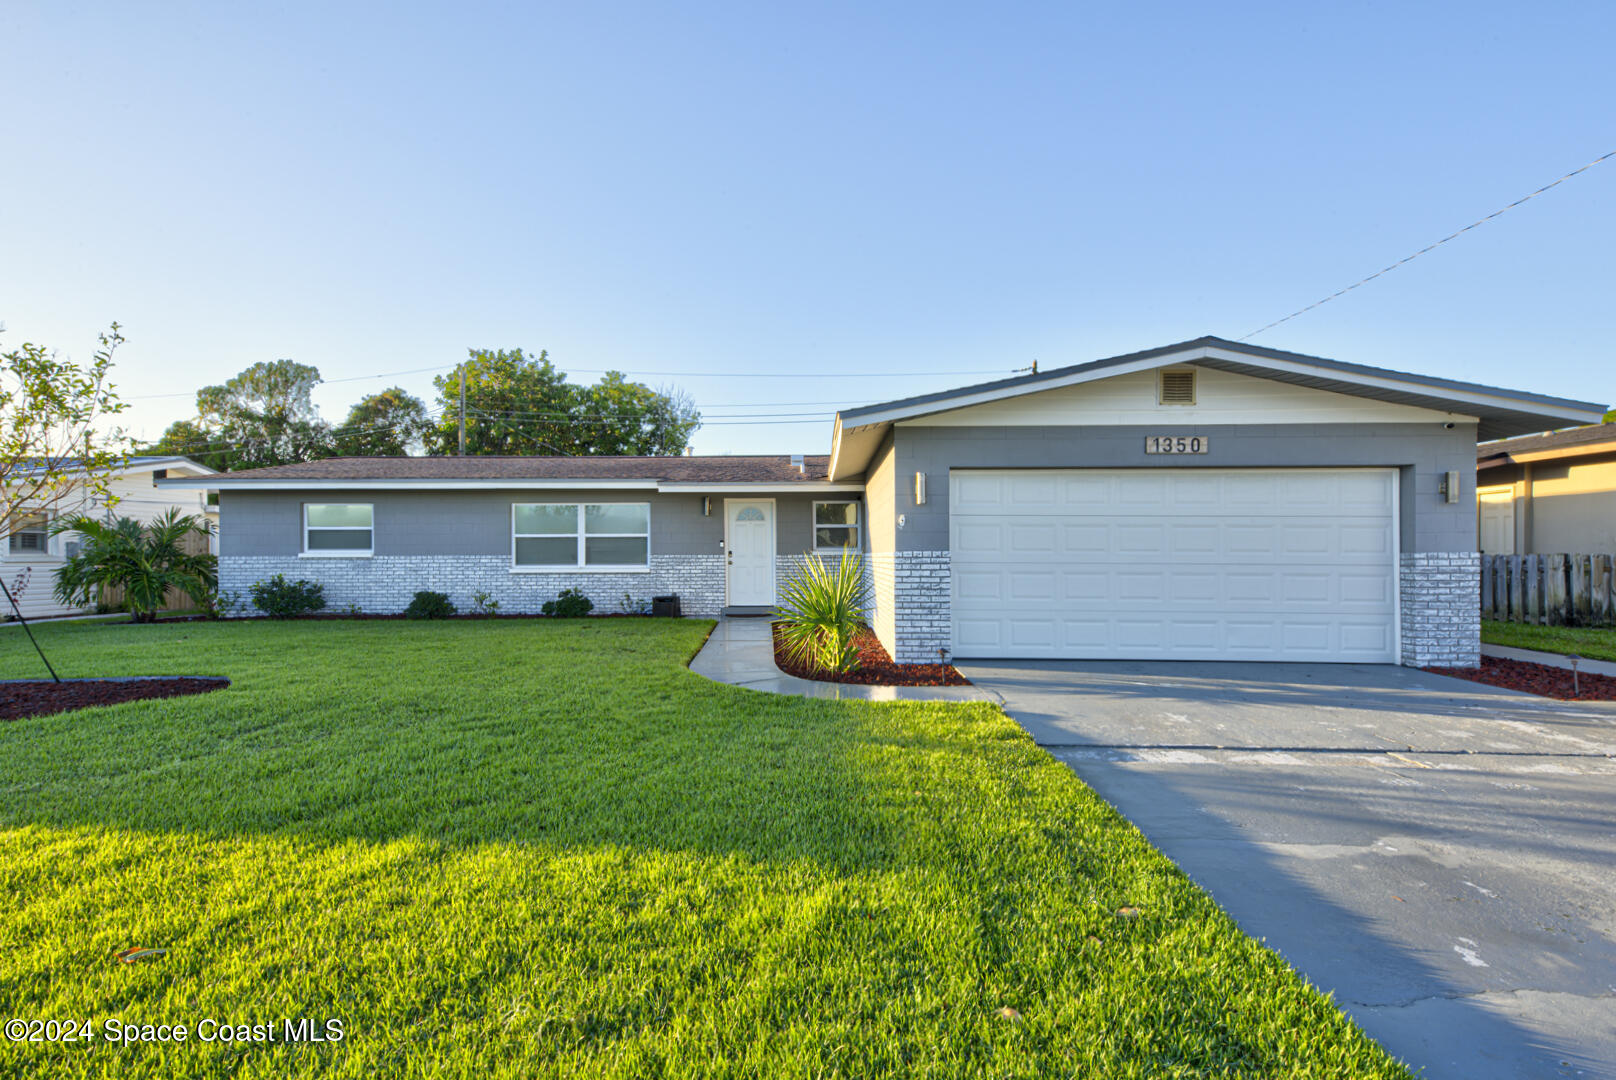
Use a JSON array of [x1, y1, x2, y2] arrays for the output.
[[1158, 369, 1196, 405]]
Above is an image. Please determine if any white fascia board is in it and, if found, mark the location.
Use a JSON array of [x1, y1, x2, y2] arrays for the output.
[[1196, 347, 1606, 423], [132, 457, 219, 476], [654, 482, 865, 493], [839, 345, 1605, 429], [154, 478, 662, 491], [826, 415, 845, 480], [842, 349, 1206, 426]]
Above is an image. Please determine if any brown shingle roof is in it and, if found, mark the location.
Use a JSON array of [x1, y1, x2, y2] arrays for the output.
[[213, 455, 833, 483], [1477, 422, 1616, 462]]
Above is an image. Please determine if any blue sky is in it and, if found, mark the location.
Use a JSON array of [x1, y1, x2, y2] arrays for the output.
[[2, 1, 1612, 455]]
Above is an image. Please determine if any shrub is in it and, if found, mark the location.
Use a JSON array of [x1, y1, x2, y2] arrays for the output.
[[202, 589, 247, 620], [250, 574, 326, 618], [471, 591, 500, 615], [542, 588, 593, 618], [776, 551, 871, 674], [405, 590, 457, 619], [51, 510, 217, 624]]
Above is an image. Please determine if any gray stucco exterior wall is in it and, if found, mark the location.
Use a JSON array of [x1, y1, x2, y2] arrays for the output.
[[864, 421, 1480, 666], [219, 488, 844, 560], [863, 431, 898, 653], [216, 488, 864, 618], [894, 422, 1479, 554]]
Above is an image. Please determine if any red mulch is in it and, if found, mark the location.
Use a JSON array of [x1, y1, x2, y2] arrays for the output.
[[1425, 656, 1616, 701], [771, 624, 970, 686], [0, 678, 229, 721]]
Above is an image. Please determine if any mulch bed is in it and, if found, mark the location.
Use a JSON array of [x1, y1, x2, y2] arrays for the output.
[[772, 624, 970, 686], [1425, 655, 1616, 701], [246, 613, 657, 621], [1, 678, 229, 721]]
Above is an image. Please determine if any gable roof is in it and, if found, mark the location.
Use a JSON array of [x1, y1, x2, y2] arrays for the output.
[[828, 336, 1608, 479], [1477, 422, 1616, 467], [155, 454, 852, 492], [11, 455, 216, 480]]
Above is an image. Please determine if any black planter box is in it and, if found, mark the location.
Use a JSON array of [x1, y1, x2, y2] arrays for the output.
[[651, 594, 681, 618]]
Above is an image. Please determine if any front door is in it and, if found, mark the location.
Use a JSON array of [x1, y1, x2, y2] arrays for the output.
[[726, 500, 776, 606]]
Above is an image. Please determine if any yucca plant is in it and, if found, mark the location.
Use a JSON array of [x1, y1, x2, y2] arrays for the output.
[[51, 509, 217, 623], [776, 551, 872, 674]]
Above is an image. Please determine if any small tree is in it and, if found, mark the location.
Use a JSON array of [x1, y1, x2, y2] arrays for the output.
[[776, 552, 872, 674], [1, 322, 131, 537], [51, 510, 217, 623]]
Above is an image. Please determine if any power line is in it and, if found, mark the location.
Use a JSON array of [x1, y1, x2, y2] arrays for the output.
[[469, 407, 833, 421], [1240, 148, 1616, 341], [148, 408, 447, 456], [470, 409, 828, 428], [125, 364, 1011, 401]]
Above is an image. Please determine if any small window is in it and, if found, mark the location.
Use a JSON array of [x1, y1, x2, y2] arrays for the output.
[[1158, 369, 1196, 405], [6, 513, 49, 556], [304, 503, 373, 555], [514, 503, 650, 569], [813, 501, 860, 552]]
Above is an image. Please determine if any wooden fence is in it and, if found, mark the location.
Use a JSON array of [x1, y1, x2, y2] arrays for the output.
[[96, 528, 214, 615], [1480, 553, 1615, 626]]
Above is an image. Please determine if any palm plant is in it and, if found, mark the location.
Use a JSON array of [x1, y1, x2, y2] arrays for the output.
[[776, 551, 872, 674], [51, 509, 217, 623]]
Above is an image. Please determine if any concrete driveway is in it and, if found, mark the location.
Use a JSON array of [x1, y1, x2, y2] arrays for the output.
[[960, 660, 1616, 1080]]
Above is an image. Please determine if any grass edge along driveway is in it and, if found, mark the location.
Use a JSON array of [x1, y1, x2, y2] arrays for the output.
[[1482, 618, 1616, 663], [0, 619, 1410, 1078]]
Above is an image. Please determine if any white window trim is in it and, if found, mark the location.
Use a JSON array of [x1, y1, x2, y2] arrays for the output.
[[302, 502, 374, 558], [811, 499, 862, 554], [511, 502, 652, 573]]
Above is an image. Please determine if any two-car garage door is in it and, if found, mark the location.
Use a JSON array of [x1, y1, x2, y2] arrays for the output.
[[950, 468, 1398, 662]]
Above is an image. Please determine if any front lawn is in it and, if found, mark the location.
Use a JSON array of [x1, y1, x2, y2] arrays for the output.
[[1481, 619, 1616, 663], [0, 619, 1407, 1078]]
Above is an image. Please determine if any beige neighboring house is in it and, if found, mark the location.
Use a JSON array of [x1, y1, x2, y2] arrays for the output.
[[2, 456, 218, 620], [1476, 422, 1616, 555]]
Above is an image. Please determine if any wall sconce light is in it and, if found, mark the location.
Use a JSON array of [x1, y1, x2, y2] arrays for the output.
[[914, 471, 927, 505], [702, 496, 712, 516], [897, 513, 907, 530], [1440, 470, 1460, 504]]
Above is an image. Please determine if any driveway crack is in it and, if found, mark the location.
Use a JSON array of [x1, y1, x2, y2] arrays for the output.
[[1352, 989, 1616, 1010]]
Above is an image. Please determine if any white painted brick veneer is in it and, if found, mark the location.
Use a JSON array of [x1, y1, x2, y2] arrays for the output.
[[891, 550, 950, 664], [220, 555, 725, 616], [1399, 552, 1480, 668]]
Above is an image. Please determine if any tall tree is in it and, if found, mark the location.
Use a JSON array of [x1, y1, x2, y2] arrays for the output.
[[1, 322, 131, 534], [143, 419, 231, 472], [146, 359, 334, 470], [333, 387, 433, 456], [580, 373, 701, 456], [429, 348, 700, 456]]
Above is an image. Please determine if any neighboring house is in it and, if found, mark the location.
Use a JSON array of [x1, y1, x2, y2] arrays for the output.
[[2, 456, 219, 619], [1475, 422, 1616, 556], [157, 337, 1605, 668]]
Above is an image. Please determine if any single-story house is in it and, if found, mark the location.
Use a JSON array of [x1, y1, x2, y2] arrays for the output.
[[158, 337, 1605, 667], [3, 455, 219, 619], [1476, 422, 1616, 555]]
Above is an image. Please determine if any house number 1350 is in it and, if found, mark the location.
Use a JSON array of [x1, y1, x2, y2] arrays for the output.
[[1145, 435, 1208, 454]]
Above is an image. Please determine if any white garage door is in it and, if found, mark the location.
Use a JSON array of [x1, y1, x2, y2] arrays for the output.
[[950, 468, 1398, 662]]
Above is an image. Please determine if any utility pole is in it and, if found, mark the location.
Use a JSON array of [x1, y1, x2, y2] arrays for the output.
[[458, 365, 466, 456]]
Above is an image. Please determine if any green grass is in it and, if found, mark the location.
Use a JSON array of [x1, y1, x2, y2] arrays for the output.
[[1481, 619, 1616, 663], [0, 619, 1407, 1078]]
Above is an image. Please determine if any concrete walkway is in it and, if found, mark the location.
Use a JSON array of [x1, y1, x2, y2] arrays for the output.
[[688, 617, 997, 702], [1482, 642, 1616, 677]]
